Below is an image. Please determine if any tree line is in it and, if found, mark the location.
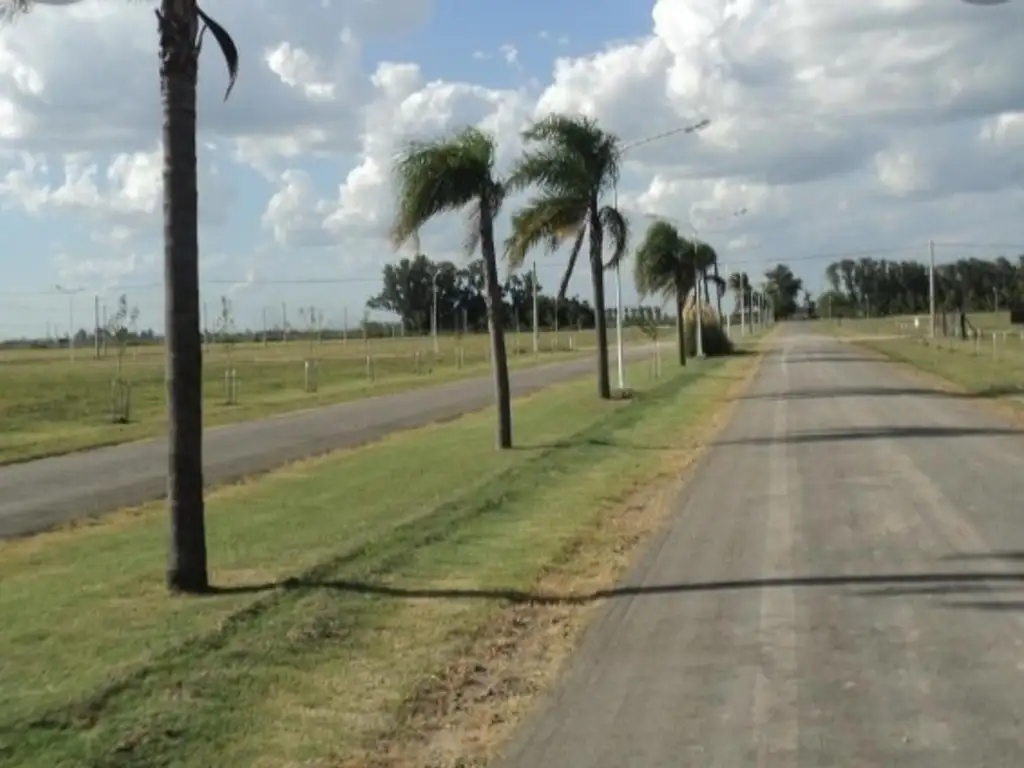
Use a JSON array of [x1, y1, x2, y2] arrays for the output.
[[364, 253, 686, 335], [818, 254, 1024, 318]]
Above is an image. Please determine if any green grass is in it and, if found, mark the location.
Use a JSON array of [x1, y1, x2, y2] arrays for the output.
[[0, 328, 652, 465], [818, 318, 1024, 406], [0, 348, 754, 768]]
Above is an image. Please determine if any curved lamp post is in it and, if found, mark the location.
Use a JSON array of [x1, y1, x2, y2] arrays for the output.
[[611, 118, 711, 389]]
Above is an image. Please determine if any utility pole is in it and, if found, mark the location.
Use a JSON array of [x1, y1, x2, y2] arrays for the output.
[[431, 271, 440, 354], [262, 307, 268, 347], [692, 231, 705, 358], [282, 301, 288, 342], [101, 303, 108, 357], [614, 260, 625, 386], [93, 295, 101, 359], [740, 278, 747, 336], [928, 240, 936, 338], [55, 284, 83, 363], [532, 261, 540, 356], [343, 307, 348, 344]]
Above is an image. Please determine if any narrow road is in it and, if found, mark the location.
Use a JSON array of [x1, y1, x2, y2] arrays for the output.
[[0, 348, 649, 539], [498, 328, 1024, 768]]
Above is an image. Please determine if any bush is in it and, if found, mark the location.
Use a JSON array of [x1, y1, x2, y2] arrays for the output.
[[682, 305, 734, 357]]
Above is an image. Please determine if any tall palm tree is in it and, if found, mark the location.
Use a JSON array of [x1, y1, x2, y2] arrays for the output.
[[504, 115, 629, 400], [692, 242, 721, 305], [390, 127, 513, 449], [728, 271, 752, 330], [633, 219, 697, 367], [8, 0, 238, 594]]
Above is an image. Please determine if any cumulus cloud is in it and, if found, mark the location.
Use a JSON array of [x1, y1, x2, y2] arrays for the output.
[[3, 0, 1024, 320]]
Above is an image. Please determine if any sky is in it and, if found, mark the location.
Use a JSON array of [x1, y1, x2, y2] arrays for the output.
[[1, 0, 1024, 338]]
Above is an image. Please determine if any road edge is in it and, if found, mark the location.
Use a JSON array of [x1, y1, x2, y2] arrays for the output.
[[354, 340, 773, 768]]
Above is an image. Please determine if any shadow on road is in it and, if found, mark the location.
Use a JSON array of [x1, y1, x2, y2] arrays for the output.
[[713, 424, 1021, 447], [779, 353, 878, 365], [941, 550, 1024, 562], [207, 570, 1024, 606], [736, 384, 1024, 402]]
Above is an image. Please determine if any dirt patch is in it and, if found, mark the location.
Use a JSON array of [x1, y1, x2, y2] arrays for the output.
[[344, 350, 767, 768]]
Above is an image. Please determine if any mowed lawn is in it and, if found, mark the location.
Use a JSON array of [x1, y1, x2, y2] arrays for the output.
[[0, 346, 762, 768], [0, 328, 645, 465]]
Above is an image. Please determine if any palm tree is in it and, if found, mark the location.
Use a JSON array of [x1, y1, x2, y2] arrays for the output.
[[692, 242, 721, 305], [633, 219, 697, 367], [7, 0, 238, 594], [390, 127, 513, 449], [728, 271, 752, 328], [504, 115, 629, 400], [161, 0, 237, 594]]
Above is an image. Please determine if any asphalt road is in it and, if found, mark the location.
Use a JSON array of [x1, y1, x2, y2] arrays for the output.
[[497, 327, 1024, 768], [0, 347, 651, 539]]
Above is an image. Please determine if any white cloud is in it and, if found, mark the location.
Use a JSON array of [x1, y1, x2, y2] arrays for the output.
[[3, 0, 1024, 329]]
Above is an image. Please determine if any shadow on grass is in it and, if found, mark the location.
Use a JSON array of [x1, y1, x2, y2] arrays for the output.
[[713, 424, 1021, 447], [511, 437, 675, 452], [208, 571, 1024, 610]]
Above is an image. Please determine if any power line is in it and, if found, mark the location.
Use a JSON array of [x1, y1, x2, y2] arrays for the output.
[[7, 241, 1020, 298]]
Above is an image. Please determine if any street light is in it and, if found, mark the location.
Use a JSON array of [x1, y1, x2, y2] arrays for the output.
[[611, 117, 711, 388], [430, 270, 441, 354], [55, 284, 83, 362]]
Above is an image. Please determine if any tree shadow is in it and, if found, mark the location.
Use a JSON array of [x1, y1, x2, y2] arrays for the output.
[[713, 424, 1021, 447], [941, 550, 1024, 562], [207, 570, 1024, 603], [736, 384, 1024, 402], [513, 437, 674, 452], [782, 353, 878, 365], [735, 386, 959, 402]]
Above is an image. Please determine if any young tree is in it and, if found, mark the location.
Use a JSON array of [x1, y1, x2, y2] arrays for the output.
[[633, 219, 698, 367], [505, 115, 629, 400], [6, 0, 239, 594], [390, 126, 513, 449]]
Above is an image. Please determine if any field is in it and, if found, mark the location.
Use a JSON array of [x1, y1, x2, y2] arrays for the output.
[[0, 328, 650, 465], [0, 341, 765, 768], [820, 312, 1024, 408]]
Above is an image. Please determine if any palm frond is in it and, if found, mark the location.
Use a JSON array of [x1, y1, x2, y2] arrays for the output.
[[599, 205, 629, 269], [503, 194, 587, 270], [516, 114, 622, 198], [196, 5, 239, 101], [633, 219, 695, 300], [692, 241, 719, 271], [523, 114, 603, 159], [389, 126, 495, 251], [506, 147, 589, 197]]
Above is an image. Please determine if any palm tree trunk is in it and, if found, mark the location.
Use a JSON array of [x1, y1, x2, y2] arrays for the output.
[[588, 211, 611, 399], [713, 263, 723, 318], [160, 0, 209, 594], [479, 204, 513, 449], [675, 293, 687, 366]]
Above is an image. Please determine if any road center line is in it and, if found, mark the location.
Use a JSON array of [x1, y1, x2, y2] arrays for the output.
[[752, 344, 800, 766]]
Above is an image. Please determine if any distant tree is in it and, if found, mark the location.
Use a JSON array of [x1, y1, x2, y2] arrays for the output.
[[764, 264, 804, 319]]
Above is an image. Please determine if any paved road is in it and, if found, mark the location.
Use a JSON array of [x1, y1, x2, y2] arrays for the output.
[[498, 327, 1024, 768], [0, 348, 651, 539]]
